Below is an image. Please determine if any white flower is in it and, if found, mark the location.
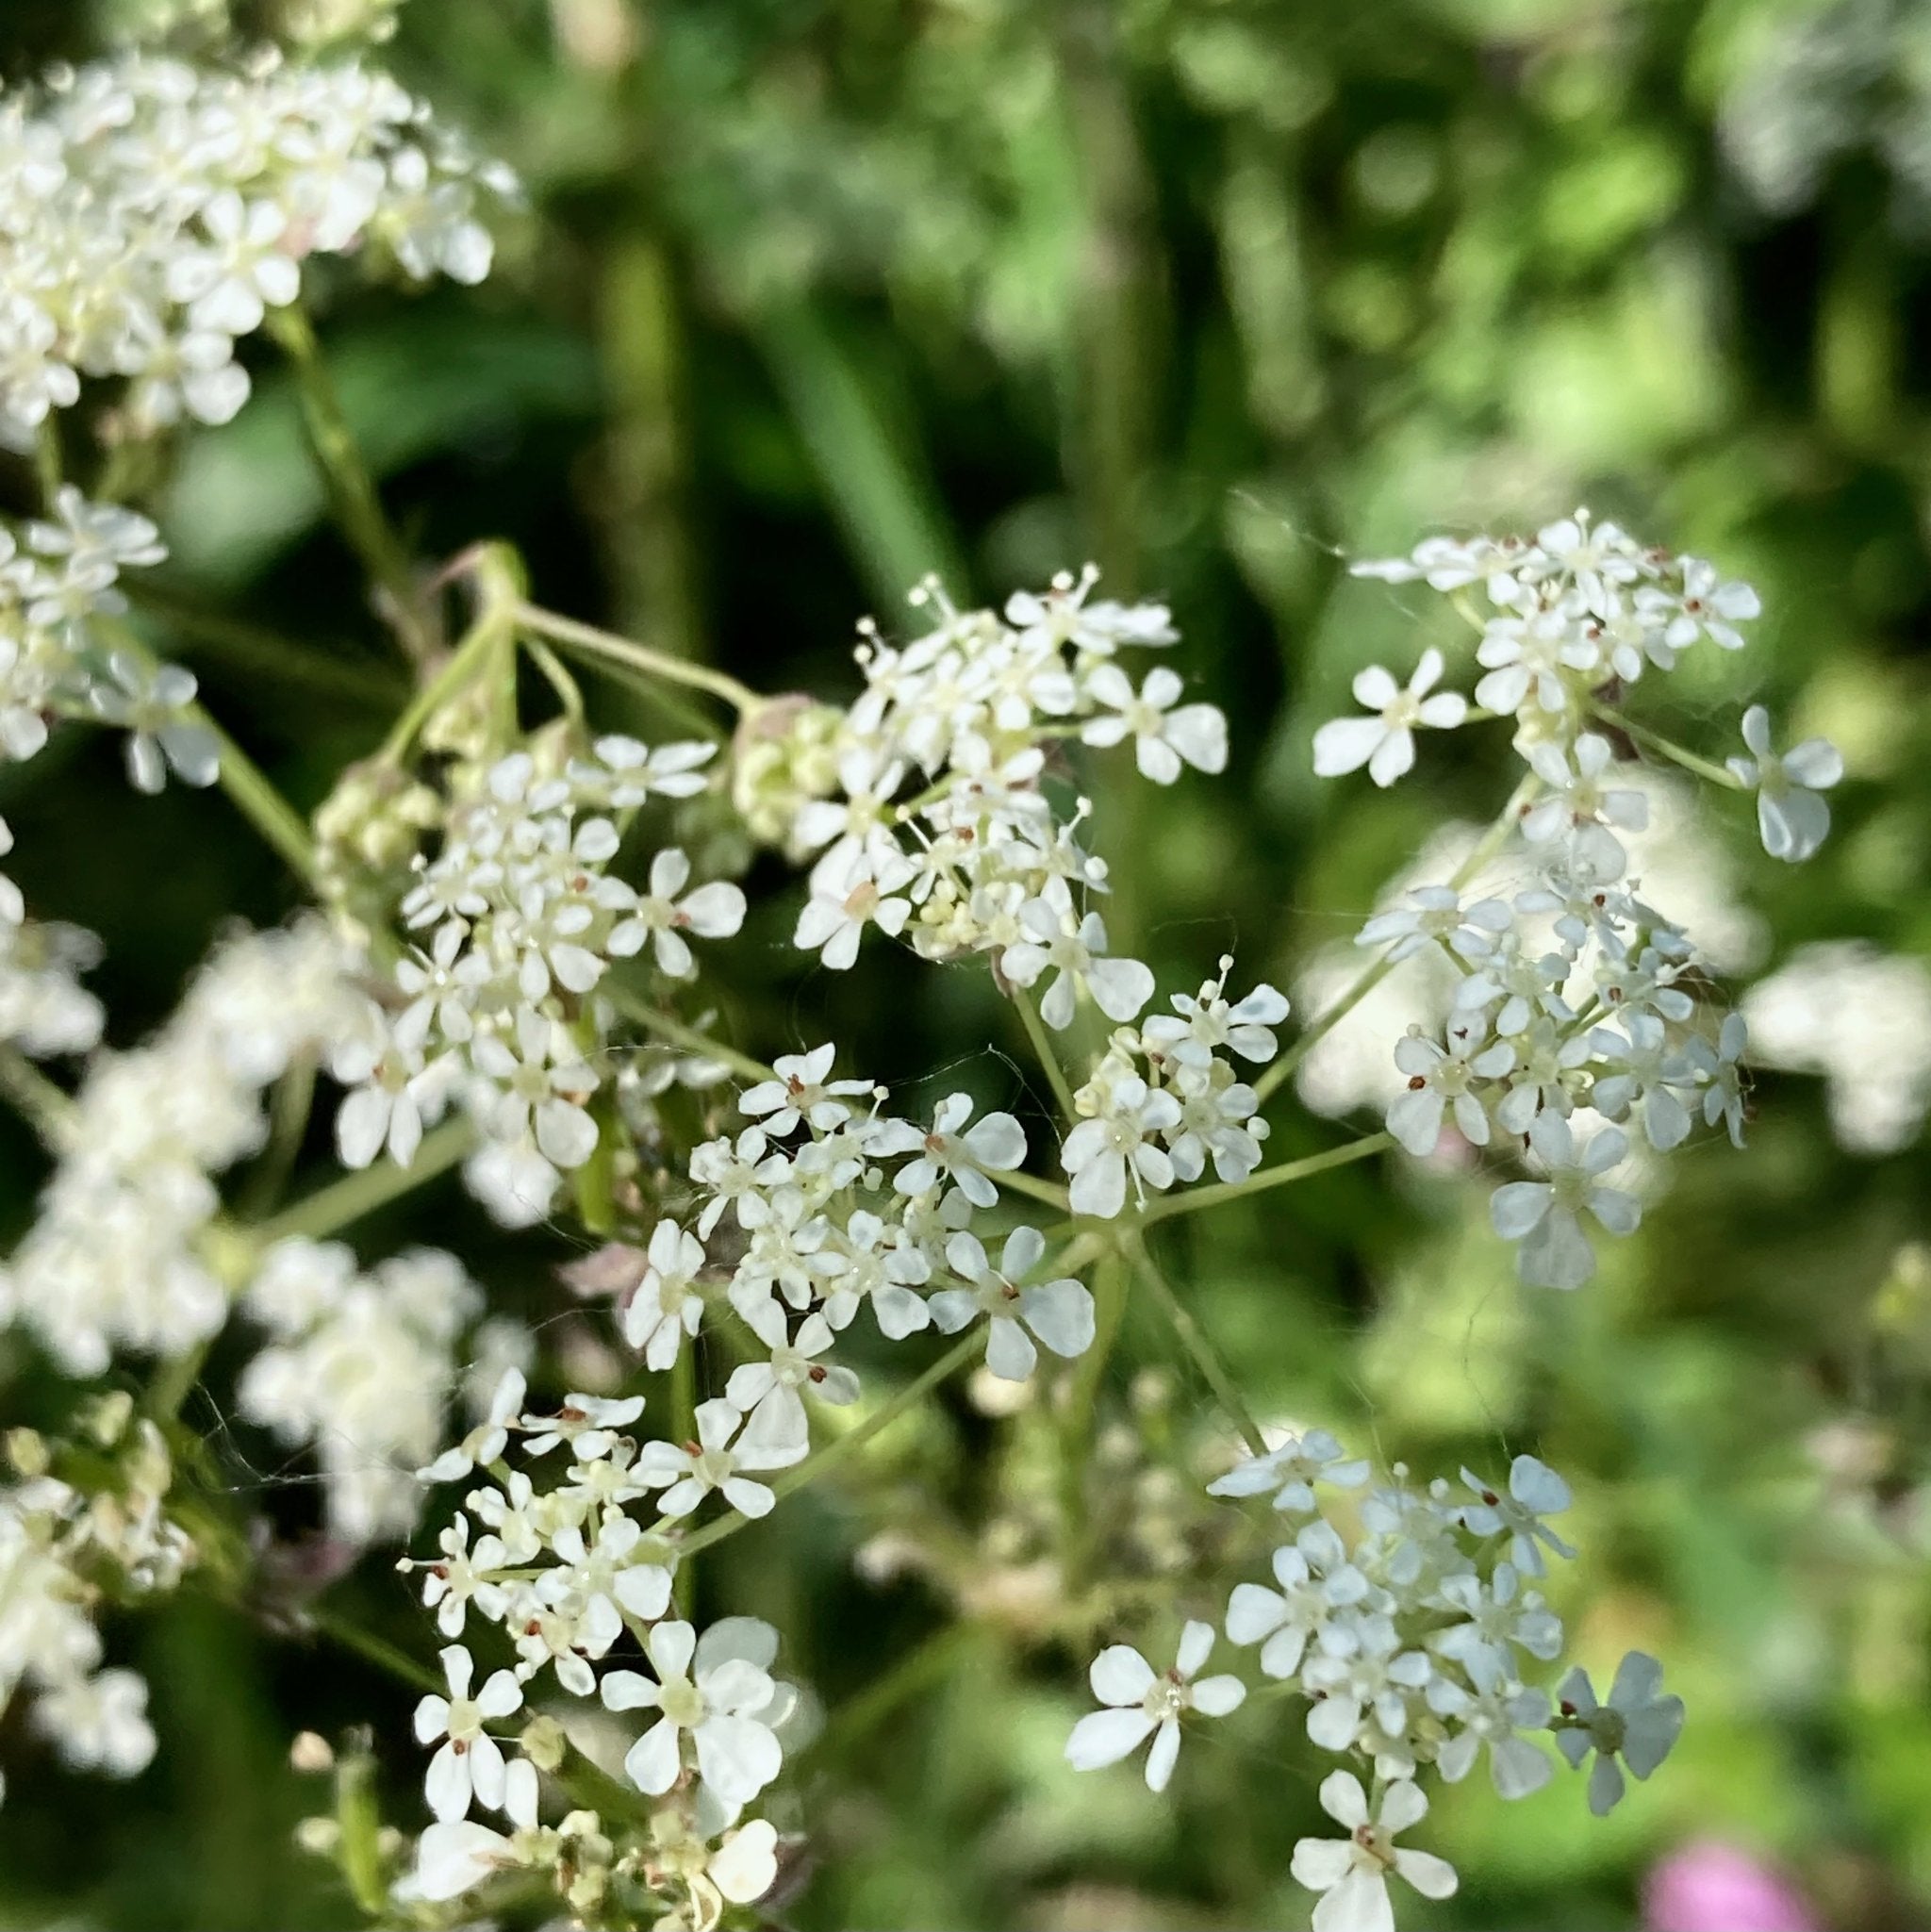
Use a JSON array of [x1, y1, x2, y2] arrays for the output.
[[1727, 705, 1841, 863], [601, 1618, 784, 1806], [1490, 1114, 1641, 1291], [410, 1820, 523, 1903], [1455, 1455, 1577, 1577], [1290, 1773, 1457, 1932], [1224, 1523, 1370, 1678], [1207, 1428, 1371, 1513], [999, 897, 1154, 1031], [1356, 886, 1511, 966], [635, 1396, 803, 1518], [1386, 1021, 1514, 1156], [470, 1007, 601, 1170], [930, 1227, 1094, 1380], [418, 1366, 528, 1483], [1312, 649, 1467, 787], [621, 1220, 708, 1369], [792, 843, 916, 968], [414, 1643, 524, 1823], [892, 1093, 1027, 1207], [739, 1045, 873, 1137], [620, 848, 747, 978], [1554, 1650, 1685, 1814], [88, 653, 221, 795], [1059, 1075, 1180, 1217], [724, 1302, 860, 1458], [1079, 664, 1228, 783], [1522, 733, 1648, 883], [1141, 962, 1290, 1066], [1064, 1621, 1246, 1792]]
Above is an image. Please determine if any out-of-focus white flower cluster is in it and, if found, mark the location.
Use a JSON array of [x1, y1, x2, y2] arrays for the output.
[[0, 47, 515, 451], [0, 1411, 194, 1808], [0, 918, 365, 1375], [1067, 1430, 1685, 1932], [1743, 940, 1931, 1156], [1318, 513, 1844, 1287], [333, 737, 743, 1221], [239, 1236, 484, 1543], [767, 567, 1221, 1003], [0, 814, 104, 1059]]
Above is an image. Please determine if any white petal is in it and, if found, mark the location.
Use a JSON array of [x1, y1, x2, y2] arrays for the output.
[[1065, 1706, 1156, 1770]]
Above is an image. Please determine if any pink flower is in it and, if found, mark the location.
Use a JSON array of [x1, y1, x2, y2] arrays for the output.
[[1643, 1841, 1816, 1932]]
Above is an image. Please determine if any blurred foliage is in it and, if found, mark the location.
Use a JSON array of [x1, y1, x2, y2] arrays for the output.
[[3, 0, 1930, 1927]]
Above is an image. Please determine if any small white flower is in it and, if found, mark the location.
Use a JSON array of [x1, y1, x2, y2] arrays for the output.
[[1207, 1428, 1371, 1513], [1312, 649, 1466, 787], [1455, 1454, 1577, 1577], [621, 1219, 708, 1369], [618, 848, 747, 978], [724, 1302, 860, 1458], [893, 1093, 1027, 1207], [1489, 1113, 1641, 1290], [601, 1618, 784, 1806], [1000, 896, 1154, 1031], [1386, 1021, 1514, 1156], [635, 1396, 803, 1519], [930, 1226, 1094, 1380], [414, 1643, 524, 1824], [793, 843, 916, 969], [1059, 1074, 1180, 1217], [1224, 1523, 1370, 1678], [89, 653, 221, 795], [1554, 1650, 1685, 1814], [1290, 1773, 1457, 1932], [1356, 886, 1512, 966], [739, 1045, 874, 1137], [1727, 705, 1841, 863], [1064, 1621, 1246, 1793], [1079, 664, 1228, 784]]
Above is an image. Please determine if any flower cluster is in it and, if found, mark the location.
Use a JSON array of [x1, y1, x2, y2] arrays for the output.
[[394, 1379, 800, 1923], [664, 1046, 1094, 1412], [333, 737, 739, 1215], [1318, 513, 1843, 1288], [0, 1406, 194, 1807], [0, 49, 513, 452], [0, 918, 364, 1374], [0, 815, 104, 1059], [239, 1236, 486, 1542], [1059, 958, 1288, 1216], [775, 568, 1221, 1016], [1067, 1430, 1685, 1932], [0, 489, 216, 791]]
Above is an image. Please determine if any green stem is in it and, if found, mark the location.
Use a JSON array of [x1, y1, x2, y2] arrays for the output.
[[196, 709, 321, 886], [376, 544, 524, 765], [269, 305, 430, 666], [602, 987, 775, 1086], [516, 602, 762, 717], [1593, 703, 1747, 790], [1138, 1132, 1393, 1227], [999, 1166, 1071, 1213], [1060, 1247, 1130, 1577], [1012, 987, 1079, 1122], [250, 1120, 474, 1247], [675, 1331, 982, 1558], [1125, 1234, 1266, 1456]]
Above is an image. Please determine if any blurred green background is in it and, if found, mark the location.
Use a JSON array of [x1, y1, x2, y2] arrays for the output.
[[3, 0, 1930, 1927]]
